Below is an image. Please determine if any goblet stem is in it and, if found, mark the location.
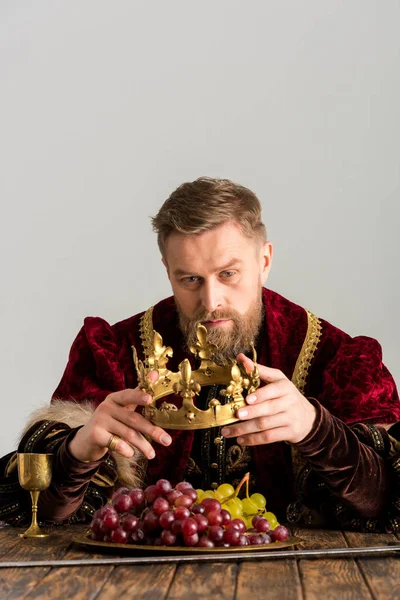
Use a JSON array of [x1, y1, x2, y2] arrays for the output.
[[19, 490, 49, 538]]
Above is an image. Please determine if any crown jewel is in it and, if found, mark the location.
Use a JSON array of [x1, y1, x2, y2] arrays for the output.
[[132, 323, 260, 430]]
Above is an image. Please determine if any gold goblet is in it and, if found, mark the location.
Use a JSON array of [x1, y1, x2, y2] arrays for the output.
[[17, 453, 53, 538]]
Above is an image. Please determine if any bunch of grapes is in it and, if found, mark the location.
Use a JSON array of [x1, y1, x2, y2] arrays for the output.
[[89, 478, 290, 548], [198, 483, 280, 531]]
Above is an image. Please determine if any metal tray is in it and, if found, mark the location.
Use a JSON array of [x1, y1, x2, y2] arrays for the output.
[[73, 531, 302, 554]]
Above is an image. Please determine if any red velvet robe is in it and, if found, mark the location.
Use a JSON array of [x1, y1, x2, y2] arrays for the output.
[[53, 288, 400, 514]]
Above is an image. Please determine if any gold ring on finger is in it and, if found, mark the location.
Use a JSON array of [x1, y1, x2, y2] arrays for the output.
[[107, 434, 121, 452]]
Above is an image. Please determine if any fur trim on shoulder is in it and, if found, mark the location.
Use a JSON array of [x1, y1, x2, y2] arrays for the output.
[[22, 399, 96, 434], [20, 399, 145, 488]]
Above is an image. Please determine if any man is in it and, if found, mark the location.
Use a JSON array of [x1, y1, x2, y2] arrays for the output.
[[2, 177, 400, 532]]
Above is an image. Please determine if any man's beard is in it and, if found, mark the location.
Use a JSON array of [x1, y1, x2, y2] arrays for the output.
[[177, 294, 263, 364]]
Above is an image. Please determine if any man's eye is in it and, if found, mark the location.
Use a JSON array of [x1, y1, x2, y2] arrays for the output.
[[182, 276, 200, 284], [221, 271, 236, 278]]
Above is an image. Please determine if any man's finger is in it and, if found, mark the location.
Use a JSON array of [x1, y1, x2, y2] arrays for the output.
[[237, 354, 287, 384], [237, 353, 254, 374], [238, 396, 286, 419], [107, 388, 152, 407], [222, 410, 286, 439], [147, 370, 159, 383], [236, 426, 291, 447], [245, 380, 289, 405], [111, 405, 172, 447], [100, 418, 158, 460]]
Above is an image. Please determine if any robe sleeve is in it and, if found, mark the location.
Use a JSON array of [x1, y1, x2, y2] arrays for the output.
[[293, 398, 389, 517], [0, 420, 117, 526], [287, 332, 400, 530], [289, 413, 400, 533], [52, 317, 129, 405], [310, 333, 400, 424]]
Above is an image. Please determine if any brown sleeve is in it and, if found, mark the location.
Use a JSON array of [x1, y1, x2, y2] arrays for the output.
[[294, 398, 390, 518], [6, 420, 118, 525], [37, 428, 106, 522]]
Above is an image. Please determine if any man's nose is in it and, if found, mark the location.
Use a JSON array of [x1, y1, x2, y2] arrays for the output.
[[200, 279, 222, 314]]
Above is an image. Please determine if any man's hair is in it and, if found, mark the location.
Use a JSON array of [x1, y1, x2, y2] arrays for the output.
[[152, 177, 267, 256]]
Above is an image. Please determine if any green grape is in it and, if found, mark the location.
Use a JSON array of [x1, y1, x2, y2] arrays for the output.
[[224, 498, 243, 519], [241, 497, 258, 516], [196, 489, 205, 502], [202, 490, 215, 500], [215, 483, 235, 502], [228, 497, 242, 510], [264, 511, 279, 529], [250, 493, 266, 510], [245, 516, 254, 530]]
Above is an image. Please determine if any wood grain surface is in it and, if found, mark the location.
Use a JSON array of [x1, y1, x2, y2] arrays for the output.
[[1, 524, 399, 599]]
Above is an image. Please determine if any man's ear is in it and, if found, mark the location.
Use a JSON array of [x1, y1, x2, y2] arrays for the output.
[[260, 241, 273, 285]]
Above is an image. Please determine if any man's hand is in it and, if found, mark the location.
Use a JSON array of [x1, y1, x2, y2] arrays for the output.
[[221, 354, 316, 446], [68, 372, 171, 462]]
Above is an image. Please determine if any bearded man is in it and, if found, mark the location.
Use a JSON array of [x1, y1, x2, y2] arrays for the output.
[[2, 177, 400, 532]]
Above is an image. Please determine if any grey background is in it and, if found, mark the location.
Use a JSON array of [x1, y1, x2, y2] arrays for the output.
[[1, 0, 399, 456]]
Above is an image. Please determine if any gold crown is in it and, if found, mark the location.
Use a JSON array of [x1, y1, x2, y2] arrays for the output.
[[132, 324, 260, 430]]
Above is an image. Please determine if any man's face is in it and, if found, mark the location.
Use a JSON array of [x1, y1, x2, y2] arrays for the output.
[[163, 222, 273, 361]]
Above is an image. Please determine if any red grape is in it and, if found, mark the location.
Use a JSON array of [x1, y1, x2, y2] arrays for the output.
[[129, 489, 145, 506], [90, 518, 104, 535], [175, 495, 193, 509], [238, 534, 249, 546], [255, 518, 271, 533], [174, 506, 190, 520], [207, 510, 223, 526], [197, 536, 215, 548], [182, 517, 198, 537], [248, 534, 264, 545], [102, 511, 119, 530], [208, 525, 224, 542], [161, 529, 177, 546], [203, 499, 221, 513], [252, 515, 262, 528], [122, 514, 139, 532], [159, 510, 175, 529], [110, 527, 129, 544], [229, 518, 246, 533], [271, 526, 289, 542], [144, 485, 159, 503], [184, 489, 198, 503], [193, 513, 208, 533], [224, 527, 240, 545], [156, 479, 173, 495], [171, 519, 183, 535], [167, 489, 182, 504], [184, 533, 199, 547], [97, 504, 117, 518], [114, 494, 133, 514], [200, 498, 215, 509], [220, 509, 231, 525], [142, 510, 159, 532], [153, 497, 170, 515], [176, 481, 193, 492], [131, 529, 144, 543], [261, 533, 272, 544], [192, 503, 205, 515], [111, 487, 130, 502]]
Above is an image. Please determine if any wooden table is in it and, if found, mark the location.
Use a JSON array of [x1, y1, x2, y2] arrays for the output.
[[0, 524, 399, 599]]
